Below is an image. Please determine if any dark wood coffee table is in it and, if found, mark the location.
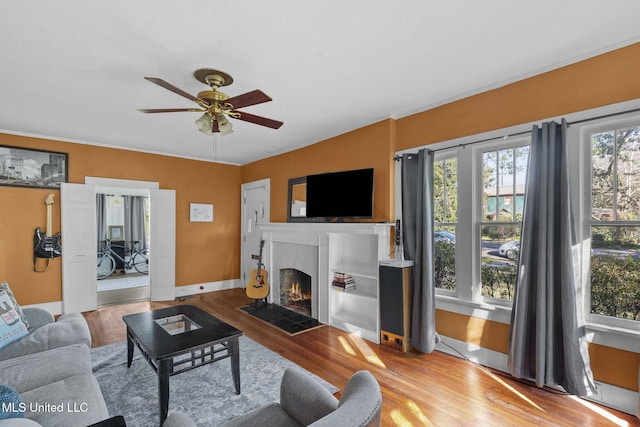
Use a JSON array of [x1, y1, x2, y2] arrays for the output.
[[122, 305, 243, 425]]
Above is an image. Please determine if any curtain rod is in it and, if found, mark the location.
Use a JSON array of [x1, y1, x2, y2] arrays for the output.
[[393, 106, 640, 161], [98, 193, 149, 198]]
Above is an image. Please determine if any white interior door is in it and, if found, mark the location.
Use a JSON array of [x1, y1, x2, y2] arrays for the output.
[[149, 189, 176, 301], [241, 179, 270, 287], [61, 183, 97, 313]]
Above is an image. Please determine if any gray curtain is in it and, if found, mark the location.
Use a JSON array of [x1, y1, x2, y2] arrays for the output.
[[96, 194, 108, 252], [508, 119, 595, 396], [401, 149, 440, 353], [124, 195, 147, 251]]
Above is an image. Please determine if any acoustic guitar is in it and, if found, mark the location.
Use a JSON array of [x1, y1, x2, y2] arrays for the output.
[[246, 239, 269, 300]]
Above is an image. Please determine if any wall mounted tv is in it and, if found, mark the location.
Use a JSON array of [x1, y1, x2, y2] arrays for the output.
[[305, 168, 374, 220]]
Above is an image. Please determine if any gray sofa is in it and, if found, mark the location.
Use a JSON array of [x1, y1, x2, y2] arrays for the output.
[[163, 367, 382, 427], [0, 308, 109, 426]]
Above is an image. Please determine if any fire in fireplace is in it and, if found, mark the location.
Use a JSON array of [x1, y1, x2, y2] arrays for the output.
[[279, 268, 312, 317]]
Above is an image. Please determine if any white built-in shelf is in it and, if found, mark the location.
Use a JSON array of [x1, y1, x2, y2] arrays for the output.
[[330, 287, 377, 300], [258, 222, 391, 342], [331, 310, 378, 342], [327, 226, 391, 343], [332, 263, 377, 279]]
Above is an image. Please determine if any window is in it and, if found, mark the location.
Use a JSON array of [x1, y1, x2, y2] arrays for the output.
[[433, 156, 457, 291], [479, 144, 529, 301], [589, 124, 640, 324], [401, 104, 640, 333]]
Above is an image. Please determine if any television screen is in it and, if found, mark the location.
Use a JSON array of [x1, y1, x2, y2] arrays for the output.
[[306, 168, 374, 219]]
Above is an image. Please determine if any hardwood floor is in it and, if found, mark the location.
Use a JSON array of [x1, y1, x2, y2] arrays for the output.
[[83, 289, 639, 427]]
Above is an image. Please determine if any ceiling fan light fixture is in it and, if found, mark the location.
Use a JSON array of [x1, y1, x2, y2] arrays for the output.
[[140, 69, 282, 137], [217, 114, 233, 136], [195, 113, 213, 135]]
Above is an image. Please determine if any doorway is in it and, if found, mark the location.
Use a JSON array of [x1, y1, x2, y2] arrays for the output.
[[62, 178, 176, 314], [96, 187, 150, 307], [241, 178, 271, 289]]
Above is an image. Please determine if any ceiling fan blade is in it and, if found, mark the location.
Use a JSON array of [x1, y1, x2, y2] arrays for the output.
[[138, 108, 204, 113], [224, 90, 272, 110], [231, 111, 283, 129], [144, 77, 205, 104]]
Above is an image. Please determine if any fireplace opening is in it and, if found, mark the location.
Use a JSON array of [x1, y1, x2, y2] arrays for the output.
[[279, 268, 312, 317]]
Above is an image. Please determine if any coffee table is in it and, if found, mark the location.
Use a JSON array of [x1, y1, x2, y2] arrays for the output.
[[122, 305, 243, 425]]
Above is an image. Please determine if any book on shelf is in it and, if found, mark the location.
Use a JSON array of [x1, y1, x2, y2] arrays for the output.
[[332, 271, 356, 291], [332, 283, 355, 292], [333, 272, 355, 281]]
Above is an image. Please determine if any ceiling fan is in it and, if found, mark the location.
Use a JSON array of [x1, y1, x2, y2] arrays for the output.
[[138, 68, 283, 136]]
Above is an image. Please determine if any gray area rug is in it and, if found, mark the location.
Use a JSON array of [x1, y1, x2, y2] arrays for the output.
[[91, 336, 339, 426]]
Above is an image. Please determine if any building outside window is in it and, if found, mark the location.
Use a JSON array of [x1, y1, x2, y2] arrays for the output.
[[416, 108, 640, 335], [479, 144, 529, 301]]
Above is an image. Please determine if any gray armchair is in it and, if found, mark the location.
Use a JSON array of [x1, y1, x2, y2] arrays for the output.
[[163, 367, 382, 427]]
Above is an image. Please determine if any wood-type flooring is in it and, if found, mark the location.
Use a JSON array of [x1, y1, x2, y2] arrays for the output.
[[83, 289, 639, 427]]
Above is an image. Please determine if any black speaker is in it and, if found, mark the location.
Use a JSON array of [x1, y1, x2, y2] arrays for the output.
[[379, 260, 413, 352]]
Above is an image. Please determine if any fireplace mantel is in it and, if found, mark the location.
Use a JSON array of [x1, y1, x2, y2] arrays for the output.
[[259, 222, 392, 341]]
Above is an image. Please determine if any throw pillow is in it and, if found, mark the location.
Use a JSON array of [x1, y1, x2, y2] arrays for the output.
[[0, 384, 24, 419], [0, 291, 29, 350], [0, 283, 29, 329]]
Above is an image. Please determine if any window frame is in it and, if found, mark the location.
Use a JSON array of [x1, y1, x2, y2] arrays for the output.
[[475, 138, 530, 306], [433, 151, 458, 297], [395, 100, 640, 344], [577, 115, 640, 332], [432, 137, 531, 306]]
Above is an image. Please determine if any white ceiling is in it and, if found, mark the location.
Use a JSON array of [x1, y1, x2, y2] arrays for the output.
[[1, 1, 639, 165]]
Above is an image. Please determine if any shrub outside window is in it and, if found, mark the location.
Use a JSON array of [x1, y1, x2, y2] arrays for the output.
[[590, 125, 640, 324], [480, 145, 529, 301], [434, 157, 457, 292]]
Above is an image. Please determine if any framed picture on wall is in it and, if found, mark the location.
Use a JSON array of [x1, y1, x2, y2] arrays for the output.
[[108, 225, 124, 241], [0, 145, 68, 189]]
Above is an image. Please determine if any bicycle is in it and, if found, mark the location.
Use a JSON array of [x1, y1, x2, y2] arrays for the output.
[[97, 239, 149, 280]]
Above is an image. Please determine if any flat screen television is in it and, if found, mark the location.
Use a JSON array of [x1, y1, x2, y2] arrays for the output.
[[305, 168, 374, 219]]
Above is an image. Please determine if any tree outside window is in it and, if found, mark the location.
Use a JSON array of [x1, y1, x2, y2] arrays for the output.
[[480, 145, 529, 300], [434, 157, 457, 291], [590, 126, 640, 321]]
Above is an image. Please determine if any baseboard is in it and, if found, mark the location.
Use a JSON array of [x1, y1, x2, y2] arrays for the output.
[[586, 381, 639, 416], [436, 336, 639, 416], [436, 336, 509, 372], [23, 280, 242, 314], [174, 279, 242, 298]]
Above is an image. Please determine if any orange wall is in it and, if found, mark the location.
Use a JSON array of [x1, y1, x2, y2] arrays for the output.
[[437, 309, 640, 391], [242, 119, 397, 223], [397, 42, 640, 150], [2, 42, 638, 394], [396, 42, 640, 393], [0, 134, 241, 305], [241, 43, 640, 393]]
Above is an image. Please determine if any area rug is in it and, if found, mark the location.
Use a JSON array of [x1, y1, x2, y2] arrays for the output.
[[91, 336, 338, 427], [239, 303, 325, 335]]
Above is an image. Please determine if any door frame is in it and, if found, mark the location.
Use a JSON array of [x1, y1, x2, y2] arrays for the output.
[[241, 178, 271, 286], [60, 177, 176, 311]]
